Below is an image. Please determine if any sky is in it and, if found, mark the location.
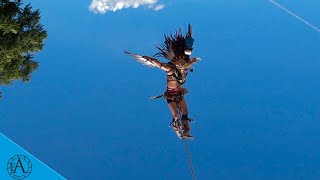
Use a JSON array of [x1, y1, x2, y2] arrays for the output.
[[1, 0, 320, 179]]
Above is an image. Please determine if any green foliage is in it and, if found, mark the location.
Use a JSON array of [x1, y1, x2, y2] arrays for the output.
[[0, 0, 47, 97]]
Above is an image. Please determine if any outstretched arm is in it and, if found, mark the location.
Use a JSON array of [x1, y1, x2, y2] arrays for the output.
[[142, 56, 171, 71], [183, 57, 201, 68], [124, 51, 171, 71]]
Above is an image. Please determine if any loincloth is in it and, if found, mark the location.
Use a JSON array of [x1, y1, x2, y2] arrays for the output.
[[164, 88, 188, 103]]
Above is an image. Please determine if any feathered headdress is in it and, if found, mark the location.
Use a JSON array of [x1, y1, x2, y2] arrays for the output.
[[155, 24, 194, 62]]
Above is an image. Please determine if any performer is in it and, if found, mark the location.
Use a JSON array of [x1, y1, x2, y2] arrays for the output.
[[125, 24, 200, 139]]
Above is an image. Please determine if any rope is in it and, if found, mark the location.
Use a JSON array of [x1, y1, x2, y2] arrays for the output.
[[183, 139, 196, 180], [268, 0, 320, 33], [176, 102, 196, 179]]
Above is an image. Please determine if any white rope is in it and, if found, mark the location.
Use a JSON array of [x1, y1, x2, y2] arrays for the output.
[[268, 0, 320, 32]]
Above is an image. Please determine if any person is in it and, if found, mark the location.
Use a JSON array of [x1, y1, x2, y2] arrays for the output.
[[125, 24, 200, 139]]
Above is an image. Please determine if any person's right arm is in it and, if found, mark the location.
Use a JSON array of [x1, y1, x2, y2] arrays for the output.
[[142, 56, 171, 72]]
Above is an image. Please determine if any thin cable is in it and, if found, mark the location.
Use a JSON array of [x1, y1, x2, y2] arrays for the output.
[[268, 0, 320, 32], [183, 139, 196, 180]]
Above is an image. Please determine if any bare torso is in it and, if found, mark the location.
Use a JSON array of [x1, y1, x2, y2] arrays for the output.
[[166, 66, 186, 91], [141, 56, 192, 91]]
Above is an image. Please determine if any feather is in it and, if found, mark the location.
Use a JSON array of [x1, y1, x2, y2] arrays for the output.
[[124, 51, 157, 68], [165, 48, 175, 61]]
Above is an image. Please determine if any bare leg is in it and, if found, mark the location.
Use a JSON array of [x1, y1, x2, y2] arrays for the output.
[[168, 102, 179, 120], [178, 97, 188, 115], [168, 102, 182, 138]]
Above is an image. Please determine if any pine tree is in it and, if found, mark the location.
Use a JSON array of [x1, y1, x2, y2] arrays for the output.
[[0, 0, 47, 98]]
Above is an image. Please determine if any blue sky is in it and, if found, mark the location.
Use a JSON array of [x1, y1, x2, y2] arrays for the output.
[[1, 0, 320, 179]]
